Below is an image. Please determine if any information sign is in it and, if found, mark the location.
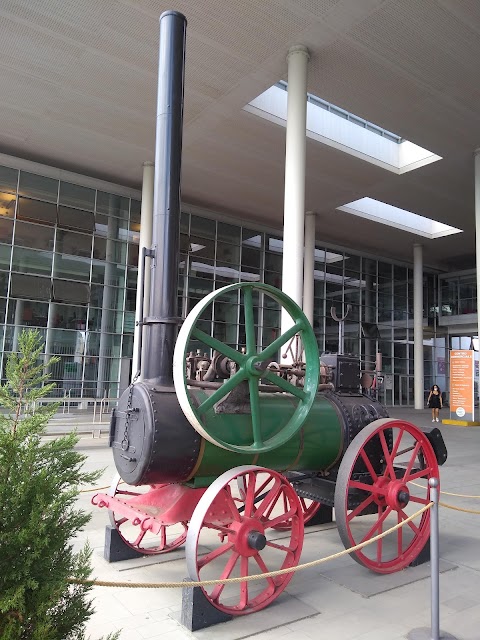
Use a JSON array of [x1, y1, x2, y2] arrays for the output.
[[450, 350, 475, 421]]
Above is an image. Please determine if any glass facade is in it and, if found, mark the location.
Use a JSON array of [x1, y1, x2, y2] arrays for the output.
[[0, 160, 440, 405], [0, 164, 140, 399]]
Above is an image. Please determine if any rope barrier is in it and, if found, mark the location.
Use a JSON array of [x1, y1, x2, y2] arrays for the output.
[[411, 481, 480, 499], [438, 501, 480, 514], [69, 502, 432, 589]]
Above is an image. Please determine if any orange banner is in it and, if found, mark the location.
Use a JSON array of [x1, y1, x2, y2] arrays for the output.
[[450, 350, 474, 421]]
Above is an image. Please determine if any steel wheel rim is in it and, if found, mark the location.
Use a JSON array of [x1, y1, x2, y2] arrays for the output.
[[173, 282, 319, 453], [108, 474, 188, 555], [186, 465, 304, 615], [334, 419, 438, 574]]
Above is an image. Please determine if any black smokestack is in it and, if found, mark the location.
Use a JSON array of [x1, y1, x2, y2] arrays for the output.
[[143, 11, 187, 384]]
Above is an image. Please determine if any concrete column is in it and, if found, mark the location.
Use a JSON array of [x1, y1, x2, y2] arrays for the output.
[[413, 243, 424, 409], [475, 151, 480, 407], [281, 44, 310, 337], [132, 161, 154, 380], [12, 299, 24, 352], [303, 211, 316, 325]]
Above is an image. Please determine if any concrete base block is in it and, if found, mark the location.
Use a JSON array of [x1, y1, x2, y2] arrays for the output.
[[181, 581, 232, 631], [104, 525, 144, 562]]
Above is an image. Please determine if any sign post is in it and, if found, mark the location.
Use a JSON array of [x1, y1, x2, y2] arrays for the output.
[[449, 350, 475, 422]]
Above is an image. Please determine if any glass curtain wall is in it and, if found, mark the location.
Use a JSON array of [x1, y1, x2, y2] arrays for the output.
[[0, 161, 436, 406], [0, 164, 140, 399]]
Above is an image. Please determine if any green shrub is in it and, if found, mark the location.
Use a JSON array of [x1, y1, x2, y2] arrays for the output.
[[0, 329, 119, 640]]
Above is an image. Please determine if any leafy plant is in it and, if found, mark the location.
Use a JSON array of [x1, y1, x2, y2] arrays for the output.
[[0, 329, 119, 639]]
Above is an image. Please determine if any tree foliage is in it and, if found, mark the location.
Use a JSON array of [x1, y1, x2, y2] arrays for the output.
[[0, 330, 119, 639]]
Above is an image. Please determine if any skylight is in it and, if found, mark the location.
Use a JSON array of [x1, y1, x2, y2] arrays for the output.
[[337, 198, 462, 239], [244, 83, 442, 174]]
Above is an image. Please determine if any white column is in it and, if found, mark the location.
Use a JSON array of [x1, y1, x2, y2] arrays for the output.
[[413, 243, 424, 410], [281, 44, 310, 336], [303, 211, 316, 325], [132, 161, 154, 380]]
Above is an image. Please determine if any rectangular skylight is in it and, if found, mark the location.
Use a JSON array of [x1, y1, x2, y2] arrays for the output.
[[244, 83, 442, 174], [337, 198, 462, 239]]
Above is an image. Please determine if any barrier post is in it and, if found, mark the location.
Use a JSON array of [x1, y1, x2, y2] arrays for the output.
[[408, 478, 457, 640], [430, 477, 440, 640]]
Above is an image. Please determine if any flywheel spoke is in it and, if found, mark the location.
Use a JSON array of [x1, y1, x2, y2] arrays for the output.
[[191, 327, 245, 364]]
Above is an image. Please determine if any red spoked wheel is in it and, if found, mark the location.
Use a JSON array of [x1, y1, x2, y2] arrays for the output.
[[334, 419, 438, 574], [108, 474, 188, 555], [186, 465, 304, 615], [272, 496, 321, 531]]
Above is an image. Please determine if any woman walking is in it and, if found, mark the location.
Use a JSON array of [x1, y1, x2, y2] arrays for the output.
[[427, 384, 442, 422]]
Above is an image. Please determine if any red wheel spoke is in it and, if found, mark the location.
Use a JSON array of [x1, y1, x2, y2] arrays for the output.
[[243, 471, 257, 517], [224, 488, 242, 522], [360, 506, 392, 544], [209, 551, 240, 602], [132, 529, 147, 547], [266, 540, 296, 554], [408, 495, 430, 505], [376, 506, 383, 563], [347, 494, 375, 522], [359, 449, 378, 481], [116, 489, 141, 497], [253, 553, 276, 589], [402, 441, 421, 479], [399, 509, 420, 535], [115, 516, 128, 526], [264, 506, 297, 530], [397, 511, 403, 556], [405, 467, 434, 483], [379, 430, 395, 479], [254, 478, 282, 518], [205, 523, 233, 535], [159, 526, 166, 549], [239, 556, 249, 610], [197, 368, 247, 415], [198, 541, 235, 569], [349, 479, 380, 494]]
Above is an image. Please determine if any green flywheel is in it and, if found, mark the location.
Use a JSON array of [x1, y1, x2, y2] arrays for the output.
[[173, 282, 320, 453]]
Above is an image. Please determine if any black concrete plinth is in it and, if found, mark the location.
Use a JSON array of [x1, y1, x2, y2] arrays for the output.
[[306, 504, 333, 526], [181, 580, 232, 631], [409, 540, 430, 567], [104, 525, 144, 562]]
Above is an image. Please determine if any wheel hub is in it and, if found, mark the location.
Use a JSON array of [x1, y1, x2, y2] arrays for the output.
[[229, 517, 266, 556], [371, 477, 410, 510]]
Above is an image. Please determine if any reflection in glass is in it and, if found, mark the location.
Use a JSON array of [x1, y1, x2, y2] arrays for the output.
[[14, 221, 53, 251], [19, 172, 58, 202], [17, 198, 57, 226], [59, 181, 95, 211], [0, 166, 18, 194], [0, 192, 16, 218]]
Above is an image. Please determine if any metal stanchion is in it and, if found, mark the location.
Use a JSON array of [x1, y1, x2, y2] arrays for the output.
[[408, 478, 457, 640]]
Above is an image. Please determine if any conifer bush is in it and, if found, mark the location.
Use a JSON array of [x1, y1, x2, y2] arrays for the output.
[[0, 329, 119, 639]]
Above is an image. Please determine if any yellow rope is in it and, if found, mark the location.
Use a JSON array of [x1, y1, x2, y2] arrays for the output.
[[439, 501, 480, 514], [79, 485, 112, 493], [411, 480, 480, 500], [69, 502, 432, 589]]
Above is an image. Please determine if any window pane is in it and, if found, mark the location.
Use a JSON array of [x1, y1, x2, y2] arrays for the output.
[[50, 303, 87, 328], [56, 229, 92, 258], [216, 242, 240, 264], [10, 273, 51, 301], [14, 221, 54, 251], [0, 272, 8, 297], [12, 247, 52, 276], [94, 213, 128, 238], [90, 284, 124, 310], [217, 222, 241, 244], [0, 166, 18, 194], [130, 199, 141, 226], [0, 191, 16, 218], [93, 236, 127, 263], [59, 182, 95, 211], [88, 307, 123, 333], [128, 243, 139, 267], [0, 218, 13, 245], [190, 215, 215, 239], [7, 299, 48, 327], [17, 197, 57, 226], [53, 279, 90, 305], [96, 191, 129, 218], [0, 244, 12, 270], [58, 205, 95, 233], [53, 253, 90, 281], [91, 262, 126, 287], [19, 172, 58, 202]]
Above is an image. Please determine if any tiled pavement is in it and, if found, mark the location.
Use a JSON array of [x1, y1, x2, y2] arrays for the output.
[[67, 407, 480, 640]]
